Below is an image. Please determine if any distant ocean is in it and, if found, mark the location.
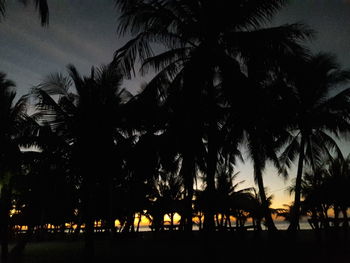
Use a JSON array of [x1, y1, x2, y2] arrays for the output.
[[137, 220, 312, 232], [273, 220, 311, 230]]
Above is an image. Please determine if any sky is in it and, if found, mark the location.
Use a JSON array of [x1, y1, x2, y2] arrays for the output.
[[1, 0, 350, 208]]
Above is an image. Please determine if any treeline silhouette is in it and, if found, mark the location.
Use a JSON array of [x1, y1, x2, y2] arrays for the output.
[[1, 0, 350, 262]]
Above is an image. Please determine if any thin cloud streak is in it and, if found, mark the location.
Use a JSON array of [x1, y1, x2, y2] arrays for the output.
[[0, 0, 122, 96]]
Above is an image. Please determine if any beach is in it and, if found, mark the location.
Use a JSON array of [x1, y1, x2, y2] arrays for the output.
[[6, 229, 348, 263]]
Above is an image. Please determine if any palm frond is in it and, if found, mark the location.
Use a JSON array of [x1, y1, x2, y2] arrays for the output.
[[66, 64, 85, 97], [113, 32, 155, 77], [141, 47, 190, 75], [34, 0, 49, 26], [34, 73, 72, 97], [278, 133, 300, 177], [228, 23, 313, 68], [316, 130, 343, 160], [19, 0, 49, 25], [233, 0, 288, 29], [0, 0, 5, 20]]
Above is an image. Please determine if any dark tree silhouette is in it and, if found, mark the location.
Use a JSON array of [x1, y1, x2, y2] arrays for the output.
[[0, 73, 30, 262], [114, 0, 312, 231], [325, 154, 350, 227], [279, 53, 350, 232], [297, 154, 350, 229], [32, 64, 128, 262]]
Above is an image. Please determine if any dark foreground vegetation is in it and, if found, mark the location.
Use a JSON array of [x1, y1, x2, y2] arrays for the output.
[[1, 0, 350, 262], [5, 230, 350, 263]]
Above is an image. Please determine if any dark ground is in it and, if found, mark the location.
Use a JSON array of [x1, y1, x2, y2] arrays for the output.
[[7, 230, 350, 263]]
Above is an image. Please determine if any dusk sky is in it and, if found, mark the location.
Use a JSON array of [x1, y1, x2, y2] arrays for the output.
[[1, 0, 350, 208]]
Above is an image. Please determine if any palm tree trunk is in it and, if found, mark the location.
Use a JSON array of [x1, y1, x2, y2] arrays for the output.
[[183, 153, 194, 232], [199, 213, 203, 230], [256, 218, 262, 231], [107, 174, 115, 236], [312, 209, 319, 230], [0, 185, 11, 263], [0, 210, 9, 263], [203, 122, 217, 232], [84, 217, 94, 262], [215, 214, 220, 229], [220, 213, 224, 227], [289, 135, 306, 232], [224, 215, 228, 228], [83, 178, 95, 263], [334, 205, 340, 228], [170, 213, 174, 230], [136, 212, 142, 232], [255, 168, 277, 232], [252, 218, 256, 231], [342, 207, 348, 228]]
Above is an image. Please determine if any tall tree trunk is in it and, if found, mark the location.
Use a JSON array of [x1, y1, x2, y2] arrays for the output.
[[342, 207, 348, 228], [182, 153, 194, 232], [170, 213, 174, 230], [136, 212, 142, 232], [215, 214, 220, 229], [334, 205, 340, 228], [0, 185, 10, 263], [255, 168, 277, 232], [289, 135, 306, 232], [105, 143, 116, 237], [227, 215, 232, 228], [83, 177, 95, 263], [310, 209, 319, 230], [203, 119, 217, 232], [256, 218, 262, 231], [107, 174, 115, 235], [198, 214, 203, 230], [220, 213, 224, 227]]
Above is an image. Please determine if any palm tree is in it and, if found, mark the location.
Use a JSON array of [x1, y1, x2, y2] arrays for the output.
[[214, 167, 254, 230], [0, 73, 31, 262], [292, 166, 329, 229], [147, 171, 183, 231], [14, 120, 78, 236], [114, 0, 312, 231], [280, 53, 350, 232], [32, 64, 127, 261], [224, 70, 293, 232], [325, 154, 350, 227], [163, 79, 208, 232], [245, 188, 276, 232]]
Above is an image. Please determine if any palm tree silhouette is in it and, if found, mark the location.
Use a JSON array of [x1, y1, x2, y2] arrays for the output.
[[114, 0, 312, 231], [0, 73, 31, 262], [146, 171, 183, 231], [163, 79, 208, 232], [14, 120, 77, 236], [299, 154, 350, 229], [224, 70, 293, 232], [293, 166, 330, 229], [279, 53, 350, 232], [214, 167, 253, 230], [32, 64, 127, 261], [246, 188, 276, 231], [325, 154, 350, 227]]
